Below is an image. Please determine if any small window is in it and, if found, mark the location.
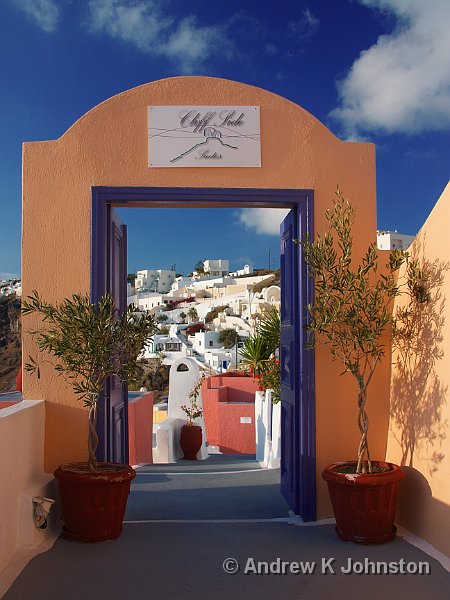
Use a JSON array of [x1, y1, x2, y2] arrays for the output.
[[177, 363, 189, 372], [209, 341, 213, 347]]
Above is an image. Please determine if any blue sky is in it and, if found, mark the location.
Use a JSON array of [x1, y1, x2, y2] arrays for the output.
[[1, 0, 450, 278]]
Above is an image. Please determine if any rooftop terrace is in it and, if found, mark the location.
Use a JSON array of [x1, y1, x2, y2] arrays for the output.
[[3, 456, 449, 599]]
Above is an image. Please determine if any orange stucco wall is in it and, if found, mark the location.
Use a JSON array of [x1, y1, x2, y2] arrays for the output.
[[22, 76, 384, 517], [387, 181, 450, 556]]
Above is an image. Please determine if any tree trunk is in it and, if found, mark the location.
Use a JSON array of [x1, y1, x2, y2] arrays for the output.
[[88, 402, 99, 471], [356, 386, 372, 473]]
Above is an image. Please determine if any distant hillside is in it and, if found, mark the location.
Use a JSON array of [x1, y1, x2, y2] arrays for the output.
[[0, 295, 21, 392], [251, 269, 280, 293]]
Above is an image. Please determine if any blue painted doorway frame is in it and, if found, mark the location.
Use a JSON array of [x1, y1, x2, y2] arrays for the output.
[[91, 186, 316, 521]]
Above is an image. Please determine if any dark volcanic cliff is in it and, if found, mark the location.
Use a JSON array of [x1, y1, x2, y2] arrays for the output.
[[0, 295, 21, 392]]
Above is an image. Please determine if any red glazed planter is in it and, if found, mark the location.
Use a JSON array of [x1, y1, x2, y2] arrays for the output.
[[54, 462, 135, 542], [322, 461, 405, 545], [180, 424, 202, 460]]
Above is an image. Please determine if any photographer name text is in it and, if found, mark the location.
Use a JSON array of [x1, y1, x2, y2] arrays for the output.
[[222, 557, 430, 576]]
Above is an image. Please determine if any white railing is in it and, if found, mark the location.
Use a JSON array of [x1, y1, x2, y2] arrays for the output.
[[255, 390, 281, 468]]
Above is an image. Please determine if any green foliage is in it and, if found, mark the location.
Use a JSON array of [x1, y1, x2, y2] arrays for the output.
[[298, 187, 407, 473], [240, 334, 273, 376], [179, 311, 187, 323], [240, 306, 281, 402], [257, 306, 280, 355], [187, 307, 199, 322], [194, 259, 205, 274], [258, 357, 281, 404], [218, 328, 241, 349], [157, 313, 169, 323], [22, 291, 157, 470], [405, 257, 431, 305]]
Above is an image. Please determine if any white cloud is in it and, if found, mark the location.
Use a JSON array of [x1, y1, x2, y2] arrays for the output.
[[11, 0, 60, 32], [288, 7, 319, 39], [330, 0, 450, 136], [237, 208, 290, 236], [86, 0, 231, 74], [87, 0, 171, 50], [265, 43, 277, 55], [164, 16, 232, 73]]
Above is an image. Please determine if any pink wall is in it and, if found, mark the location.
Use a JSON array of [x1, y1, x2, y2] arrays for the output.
[[128, 392, 154, 466], [202, 375, 259, 454], [208, 374, 261, 400], [22, 76, 381, 517], [202, 384, 222, 446], [217, 402, 256, 454]]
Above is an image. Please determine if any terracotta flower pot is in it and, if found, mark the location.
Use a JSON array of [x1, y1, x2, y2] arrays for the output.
[[322, 461, 405, 545], [54, 462, 135, 542], [180, 424, 202, 460]]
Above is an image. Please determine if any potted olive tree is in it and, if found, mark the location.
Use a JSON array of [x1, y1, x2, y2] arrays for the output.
[[299, 187, 426, 544], [22, 291, 157, 542], [180, 374, 205, 459]]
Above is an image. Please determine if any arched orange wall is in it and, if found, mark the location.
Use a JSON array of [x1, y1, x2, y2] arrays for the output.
[[22, 76, 386, 518]]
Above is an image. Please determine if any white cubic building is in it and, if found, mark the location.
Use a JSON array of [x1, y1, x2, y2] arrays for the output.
[[190, 331, 222, 354], [135, 269, 176, 294], [229, 264, 253, 277], [204, 259, 229, 277], [377, 231, 415, 251]]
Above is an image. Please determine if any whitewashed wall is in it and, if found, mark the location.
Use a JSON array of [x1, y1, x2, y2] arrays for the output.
[[0, 401, 59, 597], [154, 358, 208, 461]]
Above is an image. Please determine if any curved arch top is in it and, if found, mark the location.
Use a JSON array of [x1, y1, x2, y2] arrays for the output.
[[61, 76, 341, 144], [23, 75, 375, 232]]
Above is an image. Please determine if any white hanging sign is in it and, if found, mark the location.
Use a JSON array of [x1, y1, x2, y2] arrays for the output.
[[148, 106, 261, 167]]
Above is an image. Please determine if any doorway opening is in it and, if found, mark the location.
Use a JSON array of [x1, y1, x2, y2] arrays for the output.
[[91, 186, 316, 521]]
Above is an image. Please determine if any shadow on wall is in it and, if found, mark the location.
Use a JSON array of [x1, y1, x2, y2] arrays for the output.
[[390, 235, 449, 475], [396, 466, 450, 555]]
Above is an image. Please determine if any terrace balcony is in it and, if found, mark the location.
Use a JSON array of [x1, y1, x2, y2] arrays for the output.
[[2, 454, 449, 599]]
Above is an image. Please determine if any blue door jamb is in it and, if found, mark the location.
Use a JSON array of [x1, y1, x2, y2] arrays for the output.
[[90, 186, 316, 521]]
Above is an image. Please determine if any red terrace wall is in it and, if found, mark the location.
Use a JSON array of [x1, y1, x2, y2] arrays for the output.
[[218, 402, 256, 454], [16, 367, 22, 392], [0, 401, 22, 410], [202, 375, 259, 454], [202, 385, 223, 446], [128, 392, 154, 466]]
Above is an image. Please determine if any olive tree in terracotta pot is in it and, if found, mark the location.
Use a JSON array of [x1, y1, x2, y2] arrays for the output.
[[299, 187, 427, 544], [22, 291, 157, 542]]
